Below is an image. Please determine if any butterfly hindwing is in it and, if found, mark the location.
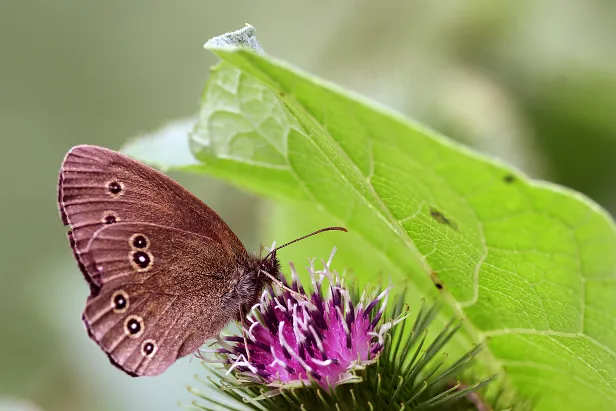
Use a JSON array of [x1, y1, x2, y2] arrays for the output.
[[82, 222, 240, 376], [84, 286, 223, 376]]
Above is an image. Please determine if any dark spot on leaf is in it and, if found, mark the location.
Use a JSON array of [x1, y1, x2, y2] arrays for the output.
[[503, 174, 515, 184], [279, 91, 286, 97], [429, 207, 458, 231], [431, 271, 444, 290]]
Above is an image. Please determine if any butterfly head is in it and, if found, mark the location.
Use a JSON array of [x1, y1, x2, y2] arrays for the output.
[[259, 250, 281, 280], [238, 227, 347, 313]]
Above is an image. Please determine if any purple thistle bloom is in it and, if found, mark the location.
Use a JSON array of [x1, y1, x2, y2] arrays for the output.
[[205, 248, 398, 392]]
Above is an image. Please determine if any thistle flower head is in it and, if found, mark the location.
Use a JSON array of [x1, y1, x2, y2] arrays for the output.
[[194, 249, 504, 410], [211, 248, 396, 391]]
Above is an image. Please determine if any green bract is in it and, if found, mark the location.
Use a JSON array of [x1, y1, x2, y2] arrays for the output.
[[124, 26, 616, 411]]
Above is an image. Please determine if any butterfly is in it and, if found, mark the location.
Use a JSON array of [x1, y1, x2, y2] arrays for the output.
[[57, 145, 345, 376]]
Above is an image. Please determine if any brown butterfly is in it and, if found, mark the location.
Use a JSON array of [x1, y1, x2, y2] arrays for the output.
[[57, 145, 345, 376]]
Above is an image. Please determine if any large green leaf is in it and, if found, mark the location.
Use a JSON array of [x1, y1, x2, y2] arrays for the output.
[[126, 27, 616, 410]]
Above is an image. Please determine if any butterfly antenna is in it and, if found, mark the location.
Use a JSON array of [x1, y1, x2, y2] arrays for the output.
[[265, 226, 347, 260], [261, 226, 347, 302]]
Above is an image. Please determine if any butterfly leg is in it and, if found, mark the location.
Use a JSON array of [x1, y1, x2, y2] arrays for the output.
[[259, 269, 310, 303], [239, 305, 251, 362]]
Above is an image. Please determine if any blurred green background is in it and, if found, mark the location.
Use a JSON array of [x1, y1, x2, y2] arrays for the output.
[[1, 1, 614, 410]]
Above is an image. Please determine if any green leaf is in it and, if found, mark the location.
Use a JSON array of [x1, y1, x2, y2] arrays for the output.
[[122, 117, 201, 171], [126, 27, 616, 410]]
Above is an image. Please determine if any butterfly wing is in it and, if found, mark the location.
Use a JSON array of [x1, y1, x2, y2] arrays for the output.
[[57, 146, 253, 375], [58, 145, 247, 291], [82, 222, 240, 376]]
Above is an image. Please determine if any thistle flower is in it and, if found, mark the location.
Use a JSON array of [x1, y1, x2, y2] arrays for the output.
[[211, 247, 399, 391], [191, 249, 515, 410]]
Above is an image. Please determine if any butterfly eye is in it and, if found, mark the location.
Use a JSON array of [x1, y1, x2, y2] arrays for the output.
[[124, 315, 144, 338], [111, 290, 129, 313], [141, 339, 157, 357]]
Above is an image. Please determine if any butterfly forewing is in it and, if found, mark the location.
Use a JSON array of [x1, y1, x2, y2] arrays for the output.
[[58, 145, 247, 290]]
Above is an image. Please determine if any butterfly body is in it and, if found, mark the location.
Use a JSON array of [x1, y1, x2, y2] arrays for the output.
[[223, 254, 282, 319], [58, 145, 280, 376]]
